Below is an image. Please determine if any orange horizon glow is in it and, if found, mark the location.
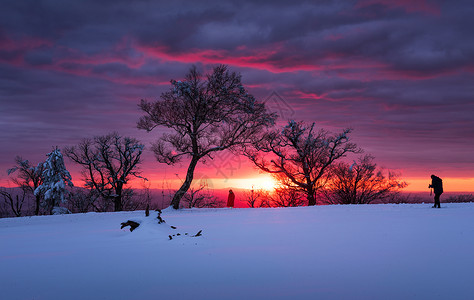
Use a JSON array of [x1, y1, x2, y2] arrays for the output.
[[402, 177, 474, 193], [134, 174, 279, 191], [127, 175, 474, 193], [1, 175, 473, 193]]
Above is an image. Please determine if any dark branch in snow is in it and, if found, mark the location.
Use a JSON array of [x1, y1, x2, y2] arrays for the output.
[[192, 230, 203, 237], [121, 220, 140, 232]]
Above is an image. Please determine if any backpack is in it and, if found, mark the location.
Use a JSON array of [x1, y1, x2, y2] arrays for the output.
[[432, 176, 443, 195]]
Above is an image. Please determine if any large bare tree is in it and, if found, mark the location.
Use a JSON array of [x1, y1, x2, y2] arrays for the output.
[[138, 65, 276, 209], [7, 156, 44, 215], [246, 120, 361, 206], [65, 132, 144, 211]]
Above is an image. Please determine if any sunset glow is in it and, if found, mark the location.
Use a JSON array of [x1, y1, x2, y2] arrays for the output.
[[225, 175, 278, 191], [1, 1, 473, 195], [404, 177, 474, 193]]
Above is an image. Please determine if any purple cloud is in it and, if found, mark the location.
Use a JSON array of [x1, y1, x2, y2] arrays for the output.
[[1, 0, 473, 189]]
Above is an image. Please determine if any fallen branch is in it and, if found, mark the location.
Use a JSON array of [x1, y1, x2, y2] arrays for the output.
[[120, 220, 140, 232]]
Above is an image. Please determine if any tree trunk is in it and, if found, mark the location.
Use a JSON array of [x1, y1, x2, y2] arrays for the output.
[[35, 194, 41, 215], [170, 157, 199, 209], [114, 182, 123, 211], [307, 187, 316, 206], [49, 201, 55, 215], [114, 195, 122, 211]]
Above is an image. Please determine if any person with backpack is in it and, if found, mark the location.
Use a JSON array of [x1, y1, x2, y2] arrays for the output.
[[429, 175, 443, 208]]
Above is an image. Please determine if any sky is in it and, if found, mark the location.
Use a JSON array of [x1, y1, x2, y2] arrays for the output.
[[1, 0, 473, 192]]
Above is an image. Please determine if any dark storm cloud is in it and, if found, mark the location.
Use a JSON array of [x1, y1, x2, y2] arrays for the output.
[[1, 0, 474, 184]]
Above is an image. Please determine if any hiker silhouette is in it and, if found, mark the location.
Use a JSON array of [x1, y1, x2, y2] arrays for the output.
[[227, 190, 235, 208], [429, 175, 443, 208]]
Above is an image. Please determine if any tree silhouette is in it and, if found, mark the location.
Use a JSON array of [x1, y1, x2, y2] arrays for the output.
[[7, 156, 44, 215], [65, 132, 144, 211], [246, 121, 360, 206], [323, 155, 407, 204], [138, 65, 276, 209], [0, 188, 27, 217], [269, 187, 306, 207], [245, 188, 270, 208], [182, 181, 221, 208]]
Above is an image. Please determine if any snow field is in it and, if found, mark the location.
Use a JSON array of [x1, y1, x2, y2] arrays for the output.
[[1, 203, 473, 300]]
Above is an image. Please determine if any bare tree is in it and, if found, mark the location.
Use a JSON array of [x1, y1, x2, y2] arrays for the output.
[[65, 132, 144, 212], [322, 155, 407, 204], [140, 178, 153, 211], [66, 188, 99, 213], [245, 187, 271, 208], [7, 156, 44, 215], [182, 181, 221, 208], [90, 190, 114, 212], [0, 199, 8, 217], [138, 65, 276, 209], [0, 188, 27, 217], [269, 187, 307, 207], [121, 188, 145, 211], [246, 121, 360, 206], [158, 179, 175, 209]]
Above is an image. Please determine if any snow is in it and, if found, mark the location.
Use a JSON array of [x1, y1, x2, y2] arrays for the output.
[[1, 203, 474, 300]]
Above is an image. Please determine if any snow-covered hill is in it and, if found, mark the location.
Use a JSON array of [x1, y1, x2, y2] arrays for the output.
[[1, 203, 473, 300]]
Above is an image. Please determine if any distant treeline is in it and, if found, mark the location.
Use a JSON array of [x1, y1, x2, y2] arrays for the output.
[[1, 186, 472, 218]]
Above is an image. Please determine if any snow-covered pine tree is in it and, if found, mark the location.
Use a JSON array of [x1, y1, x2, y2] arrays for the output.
[[35, 147, 73, 214]]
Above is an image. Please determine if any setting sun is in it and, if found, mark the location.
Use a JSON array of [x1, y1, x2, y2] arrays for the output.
[[216, 175, 278, 191], [251, 175, 278, 191]]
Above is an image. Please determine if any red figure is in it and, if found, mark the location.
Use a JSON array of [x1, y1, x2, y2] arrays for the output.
[[227, 190, 235, 208]]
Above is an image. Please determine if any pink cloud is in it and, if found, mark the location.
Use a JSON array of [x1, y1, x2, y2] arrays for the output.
[[0, 34, 52, 65], [136, 43, 322, 74], [292, 91, 326, 100], [135, 41, 459, 83], [3, 33, 472, 89], [0, 35, 168, 86]]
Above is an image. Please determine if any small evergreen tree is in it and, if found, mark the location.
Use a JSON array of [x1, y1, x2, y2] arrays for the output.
[[35, 147, 73, 214]]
